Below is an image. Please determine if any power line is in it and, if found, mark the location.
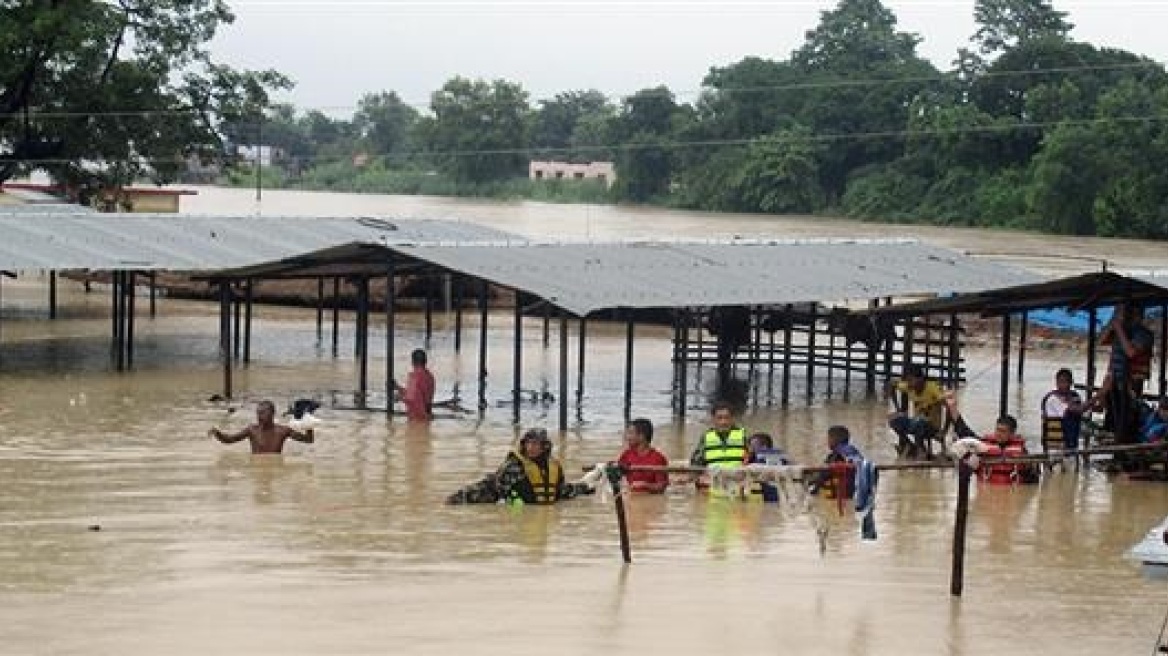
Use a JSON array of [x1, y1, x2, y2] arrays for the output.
[[2, 59, 1163, 120], [5, 113, 1166, 166]]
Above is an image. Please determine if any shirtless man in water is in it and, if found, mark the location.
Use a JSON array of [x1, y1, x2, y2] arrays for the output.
[[209, 400, 314, 454]]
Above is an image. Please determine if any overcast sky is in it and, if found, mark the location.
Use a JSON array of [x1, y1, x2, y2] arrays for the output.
[[209, 1, 1168, 114]]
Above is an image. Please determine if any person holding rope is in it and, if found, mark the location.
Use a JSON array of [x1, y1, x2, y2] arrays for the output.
[[887, 364, 947, 459], [689, 401, 749, 491], [393, 348, 435, 422], [446, 428, 595, 505]]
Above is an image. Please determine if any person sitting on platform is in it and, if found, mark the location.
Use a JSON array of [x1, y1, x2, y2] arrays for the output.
[[745, 432, 790, 502], [1042, 368, 1085, 451], [887, 364, 947, 459], [1140, 397, 1168, 444], [446, 428, 594, 505], [809, 425, 864, 498], [946, 393, 1038, 485], [616, 418, 669, 493]]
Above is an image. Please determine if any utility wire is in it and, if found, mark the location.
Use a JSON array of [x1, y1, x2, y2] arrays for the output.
[[5, 112, 1167, 166], [1, 60, 1163, 120]]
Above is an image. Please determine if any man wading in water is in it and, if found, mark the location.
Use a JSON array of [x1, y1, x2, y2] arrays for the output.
[[209, 400, 315, 454]]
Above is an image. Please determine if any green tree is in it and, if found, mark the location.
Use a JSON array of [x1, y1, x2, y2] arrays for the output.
[[418, 77, 531, 184], [531, 89, 613, 160], [612, 87, 686, 202], [730, 130, 824, 214], [972, 0, 1073, 57], [0, 0, 288, 190], [789, 0, 938, 201], [354, 91, 418, 162]]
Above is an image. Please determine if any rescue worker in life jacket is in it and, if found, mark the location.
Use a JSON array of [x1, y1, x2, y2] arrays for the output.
[[946, 393, 1038, 485], [446, 428, 595, 505], [689, 401, 748, 490]]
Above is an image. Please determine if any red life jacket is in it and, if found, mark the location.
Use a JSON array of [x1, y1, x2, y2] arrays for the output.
[[978, 435, 1028, 485]]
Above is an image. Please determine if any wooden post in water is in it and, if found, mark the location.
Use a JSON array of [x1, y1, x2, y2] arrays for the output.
[[148, 272, 157, 319], [232, 282, 242, 361], [606, 464, 632, 564], [948, 314, 960, 387], [950, 461, 972, 596], [424, 278, 434, 346], [1087, 308, 1098, 394], [826, 308, 836, 399], [677, 312, 689, 420], [357, 277, 370, 409]]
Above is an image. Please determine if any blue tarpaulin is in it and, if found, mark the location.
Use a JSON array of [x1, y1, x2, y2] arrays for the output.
[[1028, 306, 1162, 334]]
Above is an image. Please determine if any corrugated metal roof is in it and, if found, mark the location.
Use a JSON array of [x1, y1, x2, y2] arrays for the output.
[[212, 238, 1039, 316], [0, 212, 517, 271], [390, 240, 1039, 315]]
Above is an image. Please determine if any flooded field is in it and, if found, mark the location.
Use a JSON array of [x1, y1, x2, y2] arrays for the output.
[[1, 189, 1167, 654]]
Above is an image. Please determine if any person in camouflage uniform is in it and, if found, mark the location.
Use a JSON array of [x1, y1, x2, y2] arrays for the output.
[[447, 428, 594, 505]]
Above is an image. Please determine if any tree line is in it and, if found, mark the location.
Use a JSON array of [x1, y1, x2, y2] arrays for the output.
[[5, 1, 1168, 239]]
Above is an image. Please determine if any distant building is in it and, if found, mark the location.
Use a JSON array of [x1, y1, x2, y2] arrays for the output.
[[1, 182, 196, 213], [235, 145, 285, 167], [529, 160, 615, 187]]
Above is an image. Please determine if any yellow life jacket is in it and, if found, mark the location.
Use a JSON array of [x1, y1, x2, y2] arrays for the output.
[[513, 451, 563, 505], [702, 428, 747, 469]]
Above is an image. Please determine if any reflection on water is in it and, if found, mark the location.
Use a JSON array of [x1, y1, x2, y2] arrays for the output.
[[1, 188, 1168, 654]]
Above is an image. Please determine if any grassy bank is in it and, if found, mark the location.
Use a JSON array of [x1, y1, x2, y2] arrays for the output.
[[223, 162, 614, 205]]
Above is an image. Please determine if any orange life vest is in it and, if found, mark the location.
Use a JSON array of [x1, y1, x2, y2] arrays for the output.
[[978, 435, 1028, 485]]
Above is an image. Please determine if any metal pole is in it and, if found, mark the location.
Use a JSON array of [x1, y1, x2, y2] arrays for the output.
[[478, 279, 489, 410], [148, 272, 157, 318], [624, 314, 635, 421], [331, 277, 340, 357], [243, 279, 253, 364], [453, 276, 463, 353], [999, 313, 1012, 418], [513, 291, 523, 425], [232, 282, 241, 361], [542, 305, 550, 349], [316, 277, 324, 343], [559, 313, 569, 432], [386, 262, 396, 415], [576, 317, 587, 408], [48, 270, 57, 320], [806, 304, 817, 401], [1087, 308, 1098, 395], [116, 271, 127, 372], [950, 462, 972, 597], [424, 278, 433, 346], [781, 304, 793, 406], [866, 300, 878, 396], [357, 277, 369, 408], [1160, 303, 1167, 398], [219, 282, 232, 399], [1017, 310, 1028, 383], [678, 311, 689, 419], [147, 272, 156, 318], [125, 272, 135, 369]]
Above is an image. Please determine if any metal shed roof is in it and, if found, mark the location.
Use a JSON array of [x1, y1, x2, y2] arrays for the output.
[[0, 212, 517, 271], [875, 270, 1168, 317], [208, 238, 1040, 316]]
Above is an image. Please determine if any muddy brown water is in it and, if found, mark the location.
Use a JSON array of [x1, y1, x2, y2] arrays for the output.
[[2, 188, 1167, 655]]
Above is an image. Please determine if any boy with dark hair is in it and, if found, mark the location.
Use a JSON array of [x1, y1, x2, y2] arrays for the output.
[[887, 363, 946, 458], [617, 418, 669, 493]]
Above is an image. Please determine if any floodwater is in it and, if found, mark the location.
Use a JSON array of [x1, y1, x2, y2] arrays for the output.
[[2, 188, 1168, 655]]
